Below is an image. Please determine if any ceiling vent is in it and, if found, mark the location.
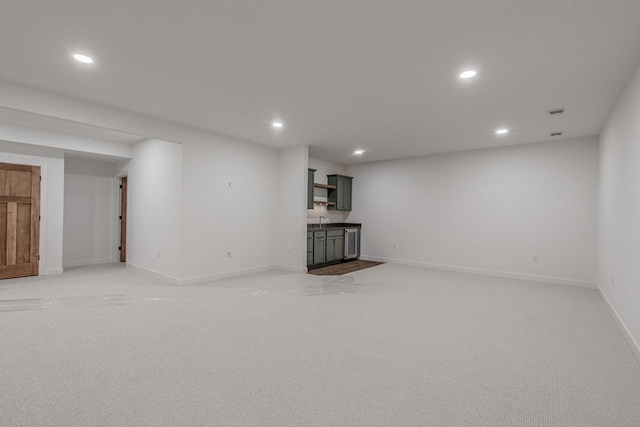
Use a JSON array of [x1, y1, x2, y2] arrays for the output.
[[550, 132, 563, 137], [548, 108, 566, 116]]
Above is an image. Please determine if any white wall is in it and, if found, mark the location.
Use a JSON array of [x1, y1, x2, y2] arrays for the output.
[[63, 158, 116, 268], [118, 139, 183, 281], [308, 157, 351, 224], [598, 59, 640, 356], [179, 135, 280, 282], [276, 146, 308, 271], [0, 141, 65, 275], [347, 137, 599, 287]]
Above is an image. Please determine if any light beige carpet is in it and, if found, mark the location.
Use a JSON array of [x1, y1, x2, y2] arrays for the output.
[[1, 263, 639, 426]]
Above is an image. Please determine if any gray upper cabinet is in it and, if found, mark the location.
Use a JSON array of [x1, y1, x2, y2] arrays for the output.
[[327, 174, 353, 211], [307, 168, 316, 209], [342, 177, 352, 211]]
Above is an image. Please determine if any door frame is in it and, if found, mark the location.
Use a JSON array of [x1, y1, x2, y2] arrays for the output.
[[114, 171, 129, 264]]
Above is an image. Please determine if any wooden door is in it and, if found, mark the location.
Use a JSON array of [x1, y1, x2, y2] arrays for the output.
[[119, 177, 127, 262], [0, 163, 40, 279]]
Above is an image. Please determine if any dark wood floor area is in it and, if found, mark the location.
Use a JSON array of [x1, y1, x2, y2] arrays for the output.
[[308, 260, 384, 276]]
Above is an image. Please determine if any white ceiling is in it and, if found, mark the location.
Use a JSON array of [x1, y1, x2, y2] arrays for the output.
[[1, 0, 639, 163]]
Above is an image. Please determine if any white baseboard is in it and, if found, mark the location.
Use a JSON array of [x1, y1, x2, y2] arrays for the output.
[[63, 258, 113, 268], [360, 255, 596, 288], [126, 263, 181, 285], [179, 264, 278, 286], [127, 263, 306, 286], [44, 268, 64, 275], [597, 287, 640, 364]]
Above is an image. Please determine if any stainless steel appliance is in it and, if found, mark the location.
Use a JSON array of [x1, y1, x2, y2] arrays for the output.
[[344, 228, 359, 259]]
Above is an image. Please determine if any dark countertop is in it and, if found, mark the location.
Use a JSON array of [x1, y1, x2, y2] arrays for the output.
[[307, 223, 361, 231]]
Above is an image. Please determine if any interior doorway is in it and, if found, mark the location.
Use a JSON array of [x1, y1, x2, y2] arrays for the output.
[[119, 176, 127, 263], [0, 162, 41, 279]]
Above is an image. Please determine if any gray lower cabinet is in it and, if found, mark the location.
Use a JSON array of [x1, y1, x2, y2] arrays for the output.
[[307, 232, 313, 266], [326, 230, 344, 263], [308, 229, 349, 267], [312, 231, 326, 265]]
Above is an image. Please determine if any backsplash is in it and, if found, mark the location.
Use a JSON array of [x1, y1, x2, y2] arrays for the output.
[[307, 204, 349, 224]]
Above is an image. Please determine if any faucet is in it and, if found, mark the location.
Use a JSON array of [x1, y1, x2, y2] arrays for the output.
[[319, 216, 326, 228]]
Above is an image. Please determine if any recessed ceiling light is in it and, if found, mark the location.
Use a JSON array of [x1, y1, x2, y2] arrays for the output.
[[354, 150, 365, 155], [460, 70, 477, 79], [72, 53, 94, 64], [272, 121, 283, 128], [496, 129, 509, 135]]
